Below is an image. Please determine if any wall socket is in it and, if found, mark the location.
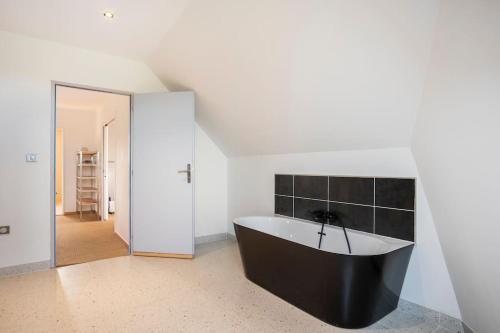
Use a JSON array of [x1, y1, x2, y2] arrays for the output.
[[0, 226, 10, 235], [25, 153, 38, 162]]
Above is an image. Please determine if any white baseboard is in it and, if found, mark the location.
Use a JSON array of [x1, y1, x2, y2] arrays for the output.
[[195, 233, 228, 245], [115, 230, 130, 246], [463, 322, 475, 333], [0, 260, 50, 277], [398, 298, 469, 333]]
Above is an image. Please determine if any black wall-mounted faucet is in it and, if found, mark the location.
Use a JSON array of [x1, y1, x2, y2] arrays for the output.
[[312, 210, 352, 253], [313, 210, 327, 249], [328, 211, 352, 254]]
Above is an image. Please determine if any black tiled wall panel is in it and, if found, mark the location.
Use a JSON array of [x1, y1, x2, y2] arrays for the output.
[[375, 178, 415, 210], [274, 174, 415, 242], [294, 198, 328, 223], [275, 174, 294, 196], [330, 202, 374, 234], [294, 176, 328, 200], [375, 208, 415, 242], [274, 195, 293, 217], [330, 177, 374, 205]]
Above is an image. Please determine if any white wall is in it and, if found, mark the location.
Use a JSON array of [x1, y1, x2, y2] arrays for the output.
[[0, 30, 229, 269], [56, 107, 99, 212], [228, 148, 461, 318], [195, 125, 228, 237], [412, 1, 500, 332], [0, 30, 166, 269]]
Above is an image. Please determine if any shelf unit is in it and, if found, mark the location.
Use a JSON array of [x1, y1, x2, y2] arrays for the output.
[[76, 151, 99, 220]]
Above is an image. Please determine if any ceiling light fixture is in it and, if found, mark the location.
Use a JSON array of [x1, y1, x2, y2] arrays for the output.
[[103, 11, 114, 19]]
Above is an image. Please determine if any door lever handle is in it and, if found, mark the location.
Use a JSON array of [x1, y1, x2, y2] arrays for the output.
[[177, 163, 191, 183]]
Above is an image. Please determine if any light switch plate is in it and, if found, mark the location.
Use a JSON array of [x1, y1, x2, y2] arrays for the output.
[[25, 153, 38, 162], [0, 226, 9, 235]]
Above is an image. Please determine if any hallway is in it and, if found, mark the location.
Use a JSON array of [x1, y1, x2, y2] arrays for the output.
[[56, 214, 128, 266]]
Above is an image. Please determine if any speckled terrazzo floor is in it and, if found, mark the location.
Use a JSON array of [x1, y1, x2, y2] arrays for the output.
[[0, 240, 455, 333]]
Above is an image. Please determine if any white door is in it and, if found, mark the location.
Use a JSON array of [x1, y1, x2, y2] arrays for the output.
[[132, 92, 195, 257]]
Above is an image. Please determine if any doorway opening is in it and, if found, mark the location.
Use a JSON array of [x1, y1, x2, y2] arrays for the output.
[[53, 84, 131, 267]]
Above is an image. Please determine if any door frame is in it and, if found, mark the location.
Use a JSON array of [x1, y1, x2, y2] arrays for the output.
[[50, 81, 134, 268], [102, 118, 116, 221], [55, 128, 64, 216]]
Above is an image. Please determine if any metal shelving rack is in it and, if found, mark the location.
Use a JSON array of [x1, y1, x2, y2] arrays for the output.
[[76, 151, 99, 220]]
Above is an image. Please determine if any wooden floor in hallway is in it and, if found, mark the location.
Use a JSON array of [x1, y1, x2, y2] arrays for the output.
[[56, 214, 129, 266]]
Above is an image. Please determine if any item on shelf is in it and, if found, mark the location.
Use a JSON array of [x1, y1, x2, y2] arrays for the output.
[[109, 198, 116, 213], [76, 151, 100, 221]]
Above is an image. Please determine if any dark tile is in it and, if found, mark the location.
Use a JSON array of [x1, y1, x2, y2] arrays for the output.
[[294, 198, 328, 223], [330, 202, 374, 233], [375, 208, 415, 241], [275, 195, 293, 217], [330, 177, 374, 205], [294, 175, 328, 200], [275, 174, 293, 196], [375, 178, 415, 210]]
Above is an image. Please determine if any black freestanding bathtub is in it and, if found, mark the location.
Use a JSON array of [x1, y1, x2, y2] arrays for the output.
[[234, 216, 414, 329]]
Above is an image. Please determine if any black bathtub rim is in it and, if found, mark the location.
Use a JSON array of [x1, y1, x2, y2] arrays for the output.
[[232, 217, 414, 258], [235, 214, 415, 246]]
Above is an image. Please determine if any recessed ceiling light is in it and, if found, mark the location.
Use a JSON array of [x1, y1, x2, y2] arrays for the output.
[[103, 11, 114, 19]]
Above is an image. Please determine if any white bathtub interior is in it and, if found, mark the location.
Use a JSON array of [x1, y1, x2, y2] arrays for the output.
[[234, 216, 413, 256]]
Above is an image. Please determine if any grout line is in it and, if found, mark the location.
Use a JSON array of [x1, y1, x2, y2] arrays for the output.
[[294, 195, 328, 202], [275, 194, 414, 212], [275, 173, 416, 180], [275, 194, 294, 198], [373, 178, 376, 233], [292, 175, 295, 218], [375, 205, 414, 212], [331, 199, 372, 207], [414, 180, 417, 244], [327, 176, 330, 216], [327, 176, 330, 203]]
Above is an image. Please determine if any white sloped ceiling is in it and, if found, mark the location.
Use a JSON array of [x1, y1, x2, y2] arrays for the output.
[[147, 0, 440, 156], [0, 0, 190, 59], [0, 0, 441, 156]]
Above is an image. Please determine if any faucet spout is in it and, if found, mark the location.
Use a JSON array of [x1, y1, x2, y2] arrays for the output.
[[317, 223, 326, 249], [313, 210, 327, 249], [327, 211, 352, 254]]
